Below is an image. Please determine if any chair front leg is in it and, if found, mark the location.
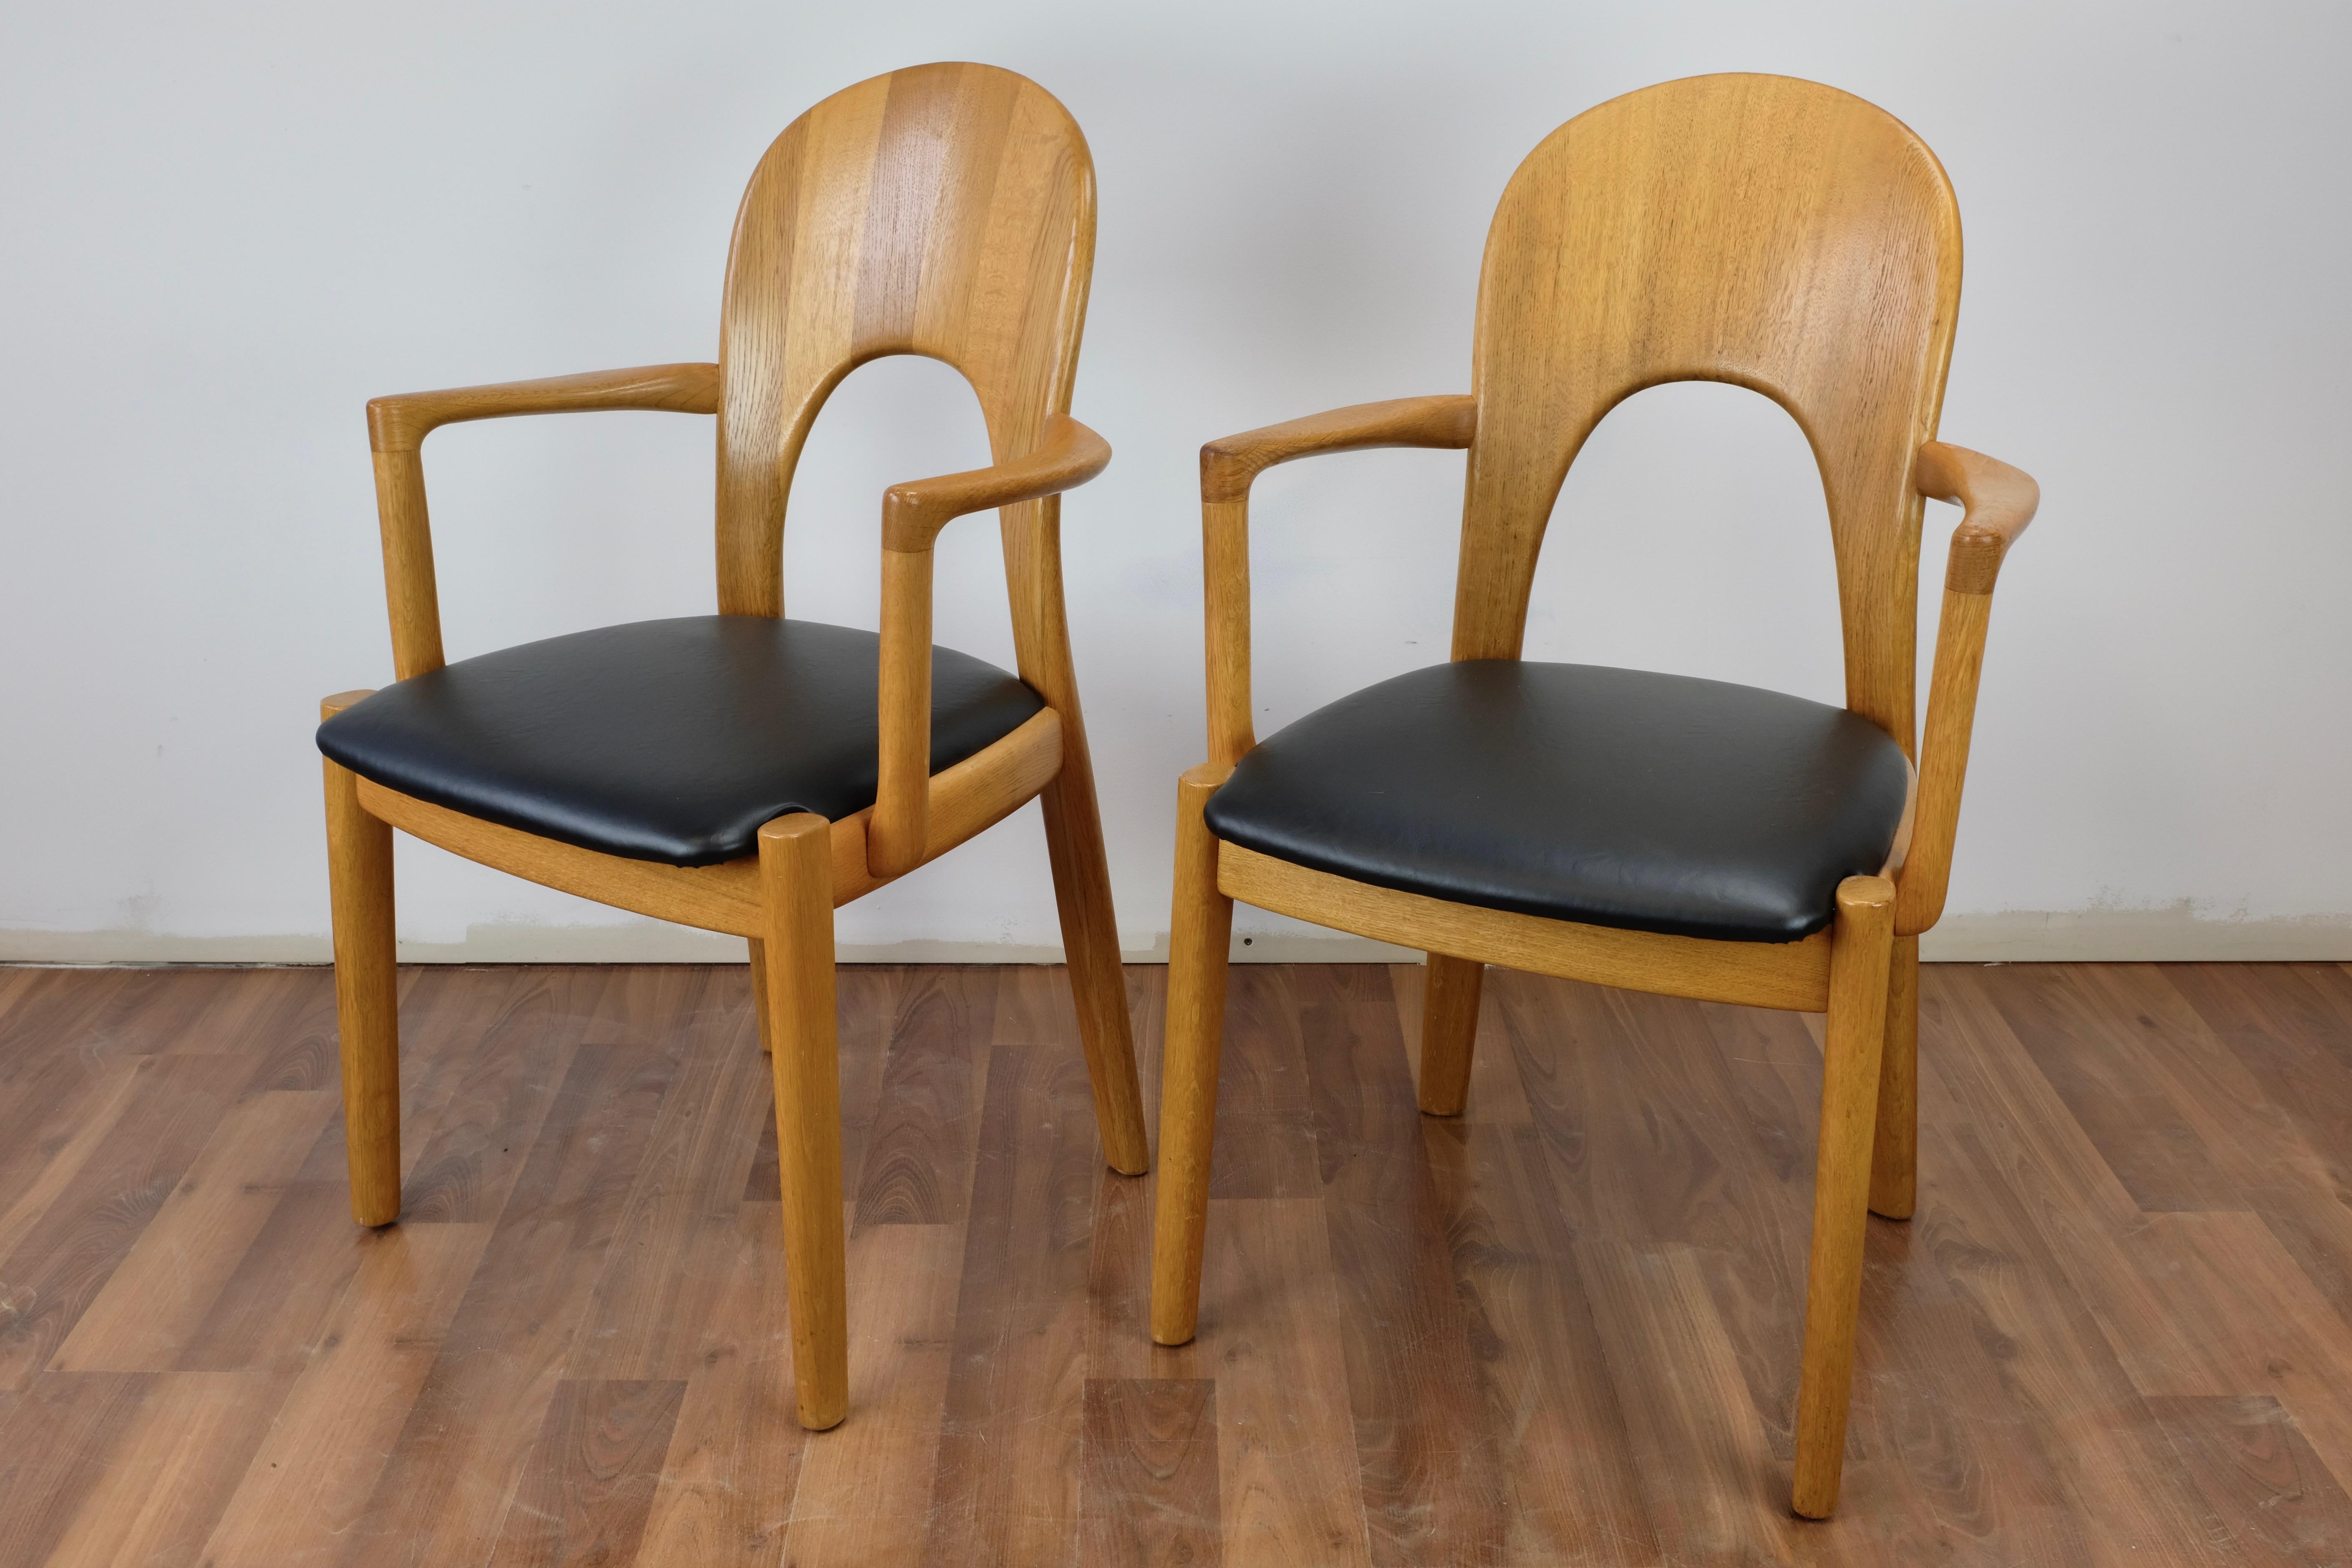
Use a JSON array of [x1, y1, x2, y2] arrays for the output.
[[1792, 874, 1897, 1518], [757, 813, 849, 1430], [1416, 955, 1485, 1116], [322, 693, 401, 1228], [1039, 749, 1151, 1176], [1869, 935, 1920, 1220], [1149, 764, 1236, 1345]]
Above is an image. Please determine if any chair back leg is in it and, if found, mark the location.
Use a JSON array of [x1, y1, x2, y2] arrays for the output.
[[1791, 874, 1897, 1518], [1149, 764, 1237, 1345], [322, 700, 402, 1229], [1869, 935, 1920, 1219], [748, 937, 774, 1056], [1415, 954, 1486, 1116], [1039, 761, 1151, 1175], [758, 813, 849, 1430]]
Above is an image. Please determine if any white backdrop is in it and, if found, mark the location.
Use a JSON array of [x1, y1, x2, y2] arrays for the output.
[[4, 0, 2347, 964]]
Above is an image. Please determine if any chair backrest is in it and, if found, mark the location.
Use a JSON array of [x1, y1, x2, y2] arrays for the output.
[[714, 63, 1095, 621], [1456, 73, 1962, 748]]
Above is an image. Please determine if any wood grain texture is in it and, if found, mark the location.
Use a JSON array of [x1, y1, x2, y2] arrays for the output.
[[323, 691, 400, 1225], [1456, 76, 1957, 723], [1219, 840, 1832, 1010], [1151, 765, 1237, 1344], [3, 959, 2347, 1565], [1081, 1379, 1221, 1566], [756, 814, 847, 1432], [1790, 874, 1895, 1517]]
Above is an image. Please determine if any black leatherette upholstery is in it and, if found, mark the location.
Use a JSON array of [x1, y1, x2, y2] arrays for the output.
[[316, 616, 1043, 867], [1202, 661, 1908, 943]]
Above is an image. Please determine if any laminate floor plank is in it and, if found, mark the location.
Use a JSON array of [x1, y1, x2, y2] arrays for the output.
[[43, 1369, 294, 1568], [2149, 1394, 2352, 1566], [633, 1203, 802, 1567], [1209, 967, 1323, 1198], [0, 961, 2349, 1565], [1293, 965, 1504, 1566], [338, 1043, 675, 1568], [1919, 1118, 2224, 1565], [1977, 963, 2245, 1213], [851, 967, 998, 1230], [51, 1087, 338, 1372], [773, 1221, 962, 1568], [0, 1053, 248, 1391], [1196, 1197, 1370, 1568], [1081, 1377, 1221, 1567], [1434, 1123, 1658, 1565], [919, 1038, 1101, 1567], [196, 1220, 493, 1568], [485, 1377, 688, 1568], [0, 1369, 153, 1568]]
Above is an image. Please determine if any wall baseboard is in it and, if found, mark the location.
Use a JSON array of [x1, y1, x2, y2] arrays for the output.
[[5, 906, 2349, 967]]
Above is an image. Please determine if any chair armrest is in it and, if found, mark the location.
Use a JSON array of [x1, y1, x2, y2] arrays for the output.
[[1200, 395, 1476, 505], [869, 415, 1113, 878], [1896, 442, 2042, 935], [881, 413, 1111, 550], [1198, 395, 1476, 764], [367, 362, 721, 452], [364, 363, 721, 679], [1916, 441, 2038, 594]]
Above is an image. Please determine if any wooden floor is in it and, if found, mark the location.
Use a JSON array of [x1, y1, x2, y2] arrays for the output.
[[2, 962, 2351, 1565]]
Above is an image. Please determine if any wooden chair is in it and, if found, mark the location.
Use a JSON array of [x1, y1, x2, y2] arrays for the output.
[[1148, 73, 2038, 1518], [314, 62, 1148, 1432]]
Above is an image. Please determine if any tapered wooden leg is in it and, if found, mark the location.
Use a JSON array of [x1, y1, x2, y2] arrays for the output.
[[1040, 752, 1151, 1176], [322, 693, 400, 1229], [1416, 955, 1485, 1116], [757, 814, 848, 1431], [1869, 935, 1920, 1220], [1149, 764, 1235, 1346], [747, 938, 773, 1056], [1792, 875, 1897, 1519]]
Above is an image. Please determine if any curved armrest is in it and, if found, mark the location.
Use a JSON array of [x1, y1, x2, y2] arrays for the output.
[[1897, 442, 2041, 935], [1197, 395, 1475, 763], [869, 415, 1113, 879], [364, 363, 721, 678], [882, 414, 1111, 550], [1916, 442, 2038, 594], [1201, 395, 1476, 504], [367, 362, 720, 452]]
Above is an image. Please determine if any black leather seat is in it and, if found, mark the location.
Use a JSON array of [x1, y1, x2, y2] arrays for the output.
[[1203, 661, 1910, 943], [316, 616, 1044, 867]]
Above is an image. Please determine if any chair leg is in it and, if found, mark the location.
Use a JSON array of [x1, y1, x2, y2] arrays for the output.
[[1417, 955, 1485, 1116], [747, 937, 773, 1056], [323, 743, 401, 1228], [1040, 759, 1151, 1176], [1149, 764, 1235, 1346], [1792, 875, 1896, 1519], [1869, 935, 1920, 1220], [757, 814, 848, 1431]]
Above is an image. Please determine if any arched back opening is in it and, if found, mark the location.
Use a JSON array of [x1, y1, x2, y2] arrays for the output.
[[1522, 378, 1846, 709], [777, 351, 1018, 671]]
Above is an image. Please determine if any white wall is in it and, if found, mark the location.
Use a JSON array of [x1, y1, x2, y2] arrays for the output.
[[4, 0, 2347, 965]]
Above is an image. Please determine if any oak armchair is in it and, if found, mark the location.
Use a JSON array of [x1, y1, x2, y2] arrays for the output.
[[1149, 73, 2038, 1518], [316, 63, 1146, 1433]]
